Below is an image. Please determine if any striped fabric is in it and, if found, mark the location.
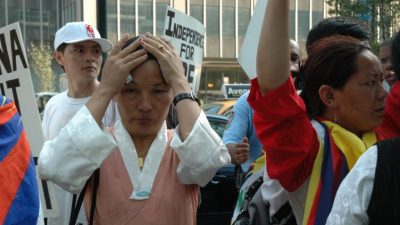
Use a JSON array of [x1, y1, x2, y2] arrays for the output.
[[0, 96, 39, 225], [302, 120, 377, 225]]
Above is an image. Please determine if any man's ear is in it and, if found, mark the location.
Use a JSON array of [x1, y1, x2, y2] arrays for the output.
[[319, 84, 337, 109], [54, 51, 63, 66]]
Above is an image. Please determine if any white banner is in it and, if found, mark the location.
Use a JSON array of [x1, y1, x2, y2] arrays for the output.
[[0, 22, 58, 218], [238, 0, 268, 79], [163, 6, 205, 95]]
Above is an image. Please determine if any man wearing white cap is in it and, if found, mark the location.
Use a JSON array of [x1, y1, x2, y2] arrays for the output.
[[41, 22, 114, 225]]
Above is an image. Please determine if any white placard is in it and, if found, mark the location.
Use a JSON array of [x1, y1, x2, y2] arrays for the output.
[[163, 6, 205, 95], [0, 22, 58, 218], [0, 22, 43, 156], [238, 0, 268, 79]]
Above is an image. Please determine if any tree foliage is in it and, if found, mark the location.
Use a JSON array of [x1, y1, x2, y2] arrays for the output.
[[326, 0, 400, 44], [28, 42, 55, 92]]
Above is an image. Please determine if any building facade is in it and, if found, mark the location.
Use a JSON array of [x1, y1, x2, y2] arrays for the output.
[[0, 0, 326, 101]]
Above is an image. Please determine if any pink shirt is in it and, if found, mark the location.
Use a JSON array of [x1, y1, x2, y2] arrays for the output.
[[84, 132, 199, 225]]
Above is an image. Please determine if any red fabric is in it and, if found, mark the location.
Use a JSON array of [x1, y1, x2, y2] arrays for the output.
[[376, 81, 400, 139], [0, 101, 16, 125], [247, 77, 319, 192], [0, 132, 31, 224]]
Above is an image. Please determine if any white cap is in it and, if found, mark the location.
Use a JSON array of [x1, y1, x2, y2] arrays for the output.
[[54, 22, 112, 52]]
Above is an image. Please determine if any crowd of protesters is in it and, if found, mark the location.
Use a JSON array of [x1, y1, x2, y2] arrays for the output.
[[2, 0, 400, 224]]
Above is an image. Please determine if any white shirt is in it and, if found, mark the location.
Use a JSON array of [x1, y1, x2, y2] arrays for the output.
[[41, 91, 116, 225], [262, 168, 291, 219], [38, 106, 230, 196], [325, 146, 377, 225], [276, 120, 325, 225]]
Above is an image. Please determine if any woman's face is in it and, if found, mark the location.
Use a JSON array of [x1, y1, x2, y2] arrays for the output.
[[333, 50, 387, 134], [117, 60, 173, 139]]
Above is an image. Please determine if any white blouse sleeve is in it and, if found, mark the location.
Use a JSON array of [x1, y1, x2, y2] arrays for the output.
[[325, 146, 377, 225], [38, 106, 117, 193], [170, 111, 231, 187]]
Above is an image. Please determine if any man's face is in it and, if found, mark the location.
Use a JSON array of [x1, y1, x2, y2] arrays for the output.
[[290, 40, 301, 74], [55, 41, 103, 83], [379, 44, 397, 86]]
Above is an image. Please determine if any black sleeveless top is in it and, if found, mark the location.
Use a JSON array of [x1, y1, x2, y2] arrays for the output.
[[367, 138, 400, 225]]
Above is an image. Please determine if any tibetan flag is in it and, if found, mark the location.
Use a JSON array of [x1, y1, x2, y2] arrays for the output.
[[0, 96, 39, 225]]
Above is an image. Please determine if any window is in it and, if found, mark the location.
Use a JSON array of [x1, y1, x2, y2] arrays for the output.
[[190, 0, 204, 24], [138, 0, 153, 34], [222, 0, 235, 58], [107, 0, 118, 43], [206, 0, 220, 57], [156, 0, 169, 35], [312, 0, 324, 26], [120, 0, 136, 35], [238, 0, 250, 50], [298, 0, 310, 48]]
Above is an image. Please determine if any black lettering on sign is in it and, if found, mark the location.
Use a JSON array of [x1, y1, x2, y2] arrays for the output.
[[187, 64, 195, 83], [182, 61, 195, 83], [34, 157, 53, 210], [165, 10, 175, 37], [164, 12, 205, 50], [0, 29, 28, 76], [6, 78, 21, 114], [0, 33, 12, 75], [10, 29, 28, 70], [180, 43, 195, 60], [0, 82, 4, 95], [182, 61, 188, 79]]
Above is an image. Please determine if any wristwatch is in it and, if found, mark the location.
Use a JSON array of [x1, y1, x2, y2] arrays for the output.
[[173, 92, 200, 106]]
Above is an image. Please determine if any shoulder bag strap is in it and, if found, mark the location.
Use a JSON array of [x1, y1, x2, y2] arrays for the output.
[[69, 168, 100, 225]]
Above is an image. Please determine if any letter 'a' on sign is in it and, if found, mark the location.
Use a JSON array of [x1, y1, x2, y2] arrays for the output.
[[163, 6, 205, 95], [0, 22, 59, 218], [222, 84, 251, 99], [238, 0, 268, 80]]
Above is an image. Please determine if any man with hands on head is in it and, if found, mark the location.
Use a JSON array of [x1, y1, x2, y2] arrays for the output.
[[38, 33, 230, 225]]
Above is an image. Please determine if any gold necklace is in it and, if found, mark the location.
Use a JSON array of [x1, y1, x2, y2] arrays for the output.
[[137, 151, 147, 168]]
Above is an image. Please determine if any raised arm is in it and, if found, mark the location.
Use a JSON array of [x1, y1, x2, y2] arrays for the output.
[[257, 0, 290, 94], [38, 36, 149, 193], [249, 0, 319, 191]]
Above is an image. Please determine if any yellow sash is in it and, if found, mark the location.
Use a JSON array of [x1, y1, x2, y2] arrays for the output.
[[302, 120, 376, 225]]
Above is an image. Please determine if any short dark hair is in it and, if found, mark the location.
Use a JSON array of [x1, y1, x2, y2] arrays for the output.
[[306, 17, 370, 53], [55, 43, 68, 71], [56, 43, 68, 53], [122, 36, 156, 61], [392, 31, 400, 80], [300, 35, 370, 118]]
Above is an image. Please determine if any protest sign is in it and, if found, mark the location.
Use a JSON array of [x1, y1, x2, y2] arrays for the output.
[[238, 0, 268, 79], [0, 22, 58, 218], [163, 6, 205, 94]]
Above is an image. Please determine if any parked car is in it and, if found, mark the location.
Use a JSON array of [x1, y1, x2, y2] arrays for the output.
[[36, 92, 57, 119], [197, 114, 238, 225], [202, 99, 236, 119]]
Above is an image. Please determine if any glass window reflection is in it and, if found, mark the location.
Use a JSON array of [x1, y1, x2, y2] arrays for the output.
[[120, 0, 136, 35], [190, 0, 204, 24], [139, 0, 153, 34], [222, 0, 235, 58], [206, 0, 220, 57]]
